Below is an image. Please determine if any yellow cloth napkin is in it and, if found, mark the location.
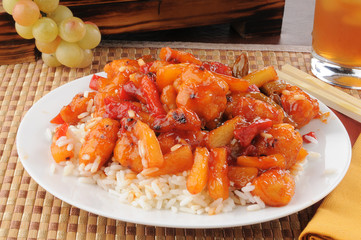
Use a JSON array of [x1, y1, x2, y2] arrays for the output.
[[299, 134, 361, 240]]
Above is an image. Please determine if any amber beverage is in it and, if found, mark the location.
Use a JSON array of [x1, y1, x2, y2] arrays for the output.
[[311, 0, 361, 89]]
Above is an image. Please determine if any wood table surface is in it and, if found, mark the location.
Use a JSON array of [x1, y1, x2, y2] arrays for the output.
[[2, 1, 361, 238], [110, 0, 316, 46]]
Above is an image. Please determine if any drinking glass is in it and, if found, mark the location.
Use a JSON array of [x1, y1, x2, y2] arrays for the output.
[[311, 0, 361, 89]]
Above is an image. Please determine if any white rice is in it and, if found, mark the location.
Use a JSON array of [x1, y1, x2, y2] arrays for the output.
[[47, 91, 316, 215], [230, 138, 237, 145], [63, 163, 75, 176], [86, 99, 94, 113], [51, 128, 267, 215], [50, 163, 56, 174], [58, 161, 67, 166], [78, 112, 89, 119], [45, 128, 53, 141], [85, 117, 102, 131], [247, 204, 262, 211], [304, 135, 318, 144], [84, 163, 93, 171], [260, 132, 273, 140], [137, 58, 146, 66], [241, 182, 255, 192], [292, 94, 306, 101], [91, 156, 101, 173], [78, 177, 96, 184], [78, 163, 85, 172], [56, 136, 73, 147], [82, 163, 239, 214], [66, 143, 74, 151], [84, 162, 266, 214], [171, 206, 178, 213], [323, 168, 337, 175], [118, 66, 126, 72], [127, 110, 135, 118], [170, 144, 182, 152], [308, 151, 321, 160], [254, 196, 266, 208]]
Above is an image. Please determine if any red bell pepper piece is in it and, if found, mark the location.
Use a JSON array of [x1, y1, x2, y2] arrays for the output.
[[104, 97, 141, 120], [121, 81, 145, 103], [139, 62, 154, 74], [118, 85, 136, 101], [141, 74, 166, 117], [202, 61, 232, 76], [54, 123, 69, 139], [89, 74, 107, 91], [50, 113, 65, 124], [234, 119, 273, 147], [302, 131, 317, 143]]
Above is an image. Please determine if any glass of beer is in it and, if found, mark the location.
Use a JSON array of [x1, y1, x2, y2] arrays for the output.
[[311, 0, 361, 89]]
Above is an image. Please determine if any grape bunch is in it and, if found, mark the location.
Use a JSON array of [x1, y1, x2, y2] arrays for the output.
[[3, 0, 101, 68]]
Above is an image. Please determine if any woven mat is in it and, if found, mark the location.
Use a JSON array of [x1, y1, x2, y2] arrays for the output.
[[0, 43, 357, 240]]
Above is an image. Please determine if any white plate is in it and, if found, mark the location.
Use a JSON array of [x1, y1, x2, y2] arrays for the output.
[[16, 73, 352, 229]]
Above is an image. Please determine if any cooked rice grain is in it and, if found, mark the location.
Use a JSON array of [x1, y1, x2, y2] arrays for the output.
[[53, 114, 273, 215], [79, 177, 96, 184], [78, 112, 90, 119], [46, 128, 53, 141], [50, 163, 56, 174], [63, 163, 75, 176]]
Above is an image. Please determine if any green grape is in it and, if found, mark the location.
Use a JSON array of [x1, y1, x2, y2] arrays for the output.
[[3, 0, 19, 15], [36, 36, 61, 54], [47, 5, 73, 25], [78, 22, 101, 49], [59, 17, 86, 43], [32, 17, 58, 43], [15, 22, 34, 39], [42, 53, 62, 67], [12, 0, 40, 26], [56, 41, 84, 68], [34, 0, 59, 14], [78, 49, 93, 68]]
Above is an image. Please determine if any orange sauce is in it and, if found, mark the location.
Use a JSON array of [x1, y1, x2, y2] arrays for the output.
[[315, 111, 330, 124]]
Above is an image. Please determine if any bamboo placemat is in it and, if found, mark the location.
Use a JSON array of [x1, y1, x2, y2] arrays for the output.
[[0, 43, 358, 240]]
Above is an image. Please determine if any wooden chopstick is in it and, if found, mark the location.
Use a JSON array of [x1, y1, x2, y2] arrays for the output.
[[277, 65, 361, 123], [282, 64, 361, 109]]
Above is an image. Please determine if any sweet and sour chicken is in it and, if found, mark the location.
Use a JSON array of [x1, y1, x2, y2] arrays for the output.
[[50, 47, 320, 207]]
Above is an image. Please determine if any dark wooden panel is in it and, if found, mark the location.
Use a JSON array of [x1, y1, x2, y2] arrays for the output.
[[72, 0, 285, 35], [232, 1, 285, 37], [61, 0, 149, 7], [0, 0, 285, 64], [0, 11, 37, 65]]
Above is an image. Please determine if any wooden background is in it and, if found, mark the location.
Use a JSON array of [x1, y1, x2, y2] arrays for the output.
[[0, 0, 285, 64]]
